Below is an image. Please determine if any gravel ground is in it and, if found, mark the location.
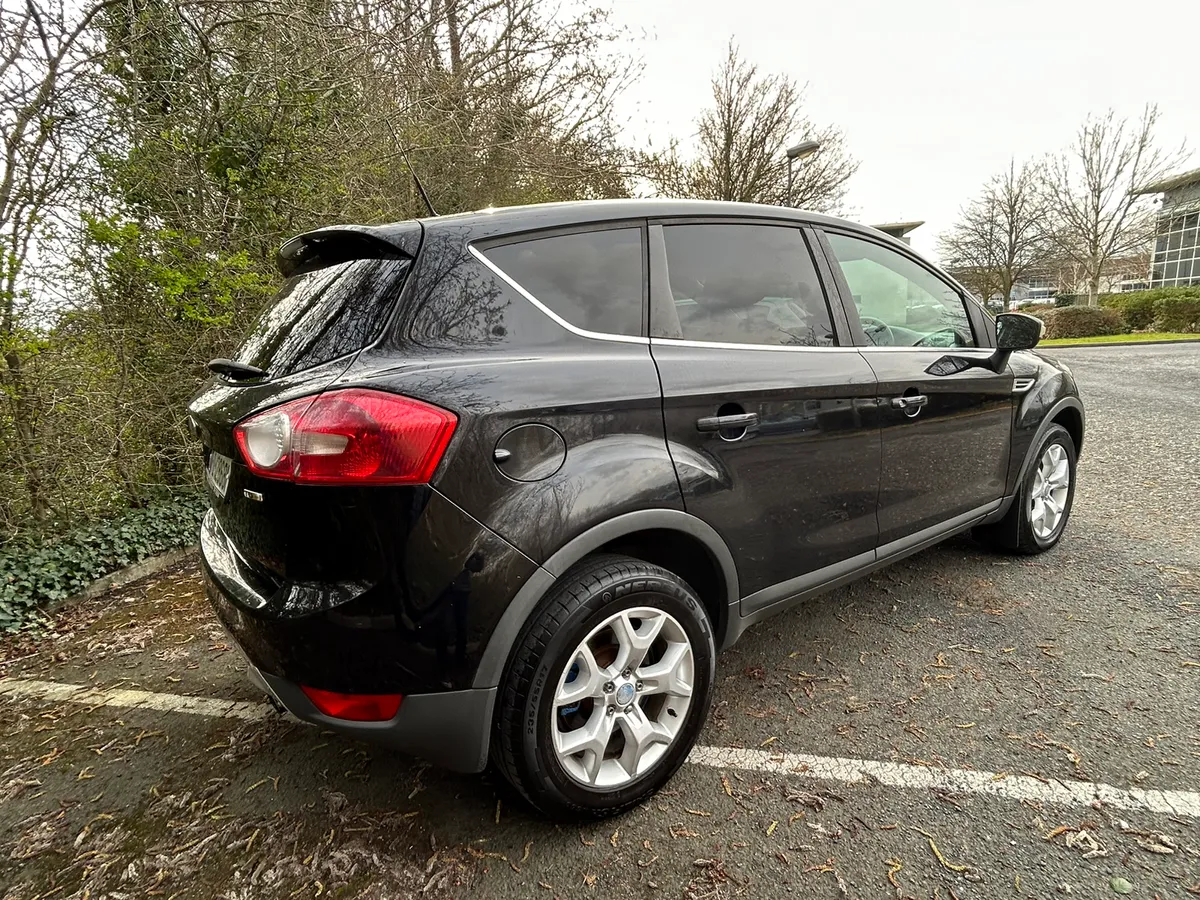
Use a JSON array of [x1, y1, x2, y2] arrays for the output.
[[0, 344, 1197, 900]]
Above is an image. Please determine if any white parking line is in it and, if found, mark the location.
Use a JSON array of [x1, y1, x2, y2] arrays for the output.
[[687, 746, 1200, 818], [0, 677, 272, 722], [3, 676, 1197, 817]]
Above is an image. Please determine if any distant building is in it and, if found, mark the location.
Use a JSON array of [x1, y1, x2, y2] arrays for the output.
[[872, 221, 924, 246], [1132, 167, 1200, 288], [949, 255, 1150, 309]]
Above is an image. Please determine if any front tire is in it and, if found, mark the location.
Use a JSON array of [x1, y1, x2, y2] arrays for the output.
[[977, 423, 1077, 554], [493, 555, 715, 820]]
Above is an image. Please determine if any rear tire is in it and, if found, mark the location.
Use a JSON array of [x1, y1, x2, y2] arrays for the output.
[[976, 423, 1076, 554], [493, 554, 715, 820]]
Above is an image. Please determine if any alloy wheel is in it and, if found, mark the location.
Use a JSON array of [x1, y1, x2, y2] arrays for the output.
[[550, 607, 694, 789], [1030, 442, 1071, 541]]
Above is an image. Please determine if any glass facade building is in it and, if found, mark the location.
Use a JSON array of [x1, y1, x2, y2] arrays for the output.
[[1141, 170, 1200, 288]]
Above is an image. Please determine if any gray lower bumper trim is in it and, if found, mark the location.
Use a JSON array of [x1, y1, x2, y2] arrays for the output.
[[254, 668, 496, 774]]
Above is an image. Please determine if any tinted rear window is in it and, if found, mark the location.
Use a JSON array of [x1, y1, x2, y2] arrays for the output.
[[661, 224, 836, 347], [236, 258, 409, 375], [483, 228, 644, 336]]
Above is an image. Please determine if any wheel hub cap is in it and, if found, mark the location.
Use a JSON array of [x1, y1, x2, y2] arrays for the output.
[[551, 607, 695, 789], [1030, 443, 1070, 541]]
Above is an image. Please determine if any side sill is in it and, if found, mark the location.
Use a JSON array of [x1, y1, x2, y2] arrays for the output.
[[727, 501, 1000, 645]]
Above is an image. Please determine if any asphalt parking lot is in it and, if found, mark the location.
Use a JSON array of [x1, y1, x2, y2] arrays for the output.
[[2, 343, 1198, 900]]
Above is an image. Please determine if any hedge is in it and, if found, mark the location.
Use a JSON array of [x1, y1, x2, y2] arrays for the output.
[[1030, 306, 1127, 340], [1100, 293, 1157, 329], [1100, 287, 1200, 331], [0, 494, 206, 632], [1154, 295, 1200, 332]]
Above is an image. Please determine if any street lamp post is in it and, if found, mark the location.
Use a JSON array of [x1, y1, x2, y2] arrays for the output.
[[785, 140, 821, 207]]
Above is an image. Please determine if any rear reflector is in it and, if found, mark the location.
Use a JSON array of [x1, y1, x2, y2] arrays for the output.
[[301, 686, 403, 721], [233, 388, 456, 484]]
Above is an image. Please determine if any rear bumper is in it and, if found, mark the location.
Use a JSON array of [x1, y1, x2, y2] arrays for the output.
[[199, 492, 539, 695], [245, 660, 496, 773]]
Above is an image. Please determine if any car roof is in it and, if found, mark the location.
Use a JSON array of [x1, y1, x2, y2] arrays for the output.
[[286, 199, 916, 265], [400, 198, 885, 242]]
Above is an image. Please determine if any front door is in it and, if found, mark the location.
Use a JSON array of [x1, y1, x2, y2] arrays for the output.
[[648, 221, 880, 611], [818, 229, 1012, 546]]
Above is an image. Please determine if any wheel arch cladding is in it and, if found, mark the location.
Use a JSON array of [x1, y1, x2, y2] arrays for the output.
[[1051, 404, 1084, 458], [1020, 396, 1084, 479], [472, 509, 739, 689]]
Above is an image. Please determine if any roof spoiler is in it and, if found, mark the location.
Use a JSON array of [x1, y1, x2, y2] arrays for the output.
[[276, 224, 422, 278]]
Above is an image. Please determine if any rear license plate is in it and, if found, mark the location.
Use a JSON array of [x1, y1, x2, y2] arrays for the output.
[[206, 452, 232, 498]]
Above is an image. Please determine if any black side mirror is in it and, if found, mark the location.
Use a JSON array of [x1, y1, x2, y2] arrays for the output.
[[925, 313, 1044, 378], [996, 312, 1044, 351]]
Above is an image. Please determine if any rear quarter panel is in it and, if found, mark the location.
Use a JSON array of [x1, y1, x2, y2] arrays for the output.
[[348, 226, 684, 565]]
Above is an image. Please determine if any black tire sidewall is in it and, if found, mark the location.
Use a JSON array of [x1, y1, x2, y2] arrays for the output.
[[516, 566, 715, 816], [1020, 425, 1077, 550]]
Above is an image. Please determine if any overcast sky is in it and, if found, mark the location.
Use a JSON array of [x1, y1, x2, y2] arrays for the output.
[[610, 0, 1198, 259]]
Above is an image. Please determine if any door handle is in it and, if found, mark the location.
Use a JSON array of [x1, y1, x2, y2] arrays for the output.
[[890, 394, 928, 412], [696, 412, 759, 432]]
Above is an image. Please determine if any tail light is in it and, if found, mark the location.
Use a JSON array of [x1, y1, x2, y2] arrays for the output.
[[233, 388, 456, 484], [301, 685, 403, 721]]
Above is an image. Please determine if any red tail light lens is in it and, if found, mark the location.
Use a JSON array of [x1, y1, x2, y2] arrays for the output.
[[301, 686, 403, 721], [233, 388, 456, 484]]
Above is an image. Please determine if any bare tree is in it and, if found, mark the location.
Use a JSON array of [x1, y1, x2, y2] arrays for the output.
[[0, 0, 116, 522], [640, 40, 856, 212], [940, 160, 1051, 306], [1043, 106, 1187, 306], [0, 0, 642, 535]]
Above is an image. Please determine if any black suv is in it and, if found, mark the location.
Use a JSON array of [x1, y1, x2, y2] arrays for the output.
[[190, 200, 1084, 818]]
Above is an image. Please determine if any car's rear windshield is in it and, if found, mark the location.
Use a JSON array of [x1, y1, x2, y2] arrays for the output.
[[235, 257, 410, 376]]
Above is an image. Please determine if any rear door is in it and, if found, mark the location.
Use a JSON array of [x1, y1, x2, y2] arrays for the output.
[[648, 220, 880, 612], [816, 228, 1012, 546]]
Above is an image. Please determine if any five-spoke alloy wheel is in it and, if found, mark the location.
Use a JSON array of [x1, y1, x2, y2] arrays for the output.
[[1029, 442, 1071, 541], [494, 555, 715, 819], [977, 423, 1077, 554], [551, 607, 694, 788]]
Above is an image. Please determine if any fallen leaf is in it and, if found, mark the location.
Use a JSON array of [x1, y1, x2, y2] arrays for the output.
[[886, 857, 903, 891]]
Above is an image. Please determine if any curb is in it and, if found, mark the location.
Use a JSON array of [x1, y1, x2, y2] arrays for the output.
[[1046, 338, 1200, 349], [48, 546, 199, 614]]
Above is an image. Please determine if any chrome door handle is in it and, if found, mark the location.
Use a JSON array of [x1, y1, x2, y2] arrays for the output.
[[891, 394, 928, 411], [696, 412, 759, 432]]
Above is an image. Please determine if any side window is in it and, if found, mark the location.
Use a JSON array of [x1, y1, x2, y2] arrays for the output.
[[483, 228, 644, 336], [825, 232, 976, 348], [660, 224, 836, 347]]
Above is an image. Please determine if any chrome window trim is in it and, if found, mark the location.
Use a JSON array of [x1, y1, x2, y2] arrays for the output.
[[467, 242, 650, 346], [651, 337, 854, 353], [855, 345, 995, 355], [471, 241, 998, 355]]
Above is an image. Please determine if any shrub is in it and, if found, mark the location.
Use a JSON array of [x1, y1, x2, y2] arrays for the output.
[[0, 493, 205, 632], [1054, 295, 1077, 308], [1100, 292, 1157, 330], [1101, 286, 1200, 331], [1030, 306, 1127, 340], [1154, 294, 1200, 332]]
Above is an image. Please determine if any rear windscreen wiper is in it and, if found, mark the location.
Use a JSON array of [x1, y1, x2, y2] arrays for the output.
[[208, 358, 268, 381]]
